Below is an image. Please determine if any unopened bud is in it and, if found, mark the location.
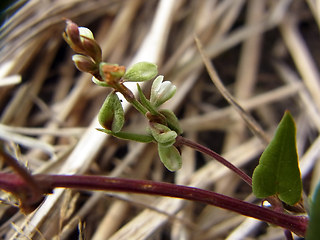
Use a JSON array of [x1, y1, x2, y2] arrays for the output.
[[78, 27, 94, 40], [80, 36, 102, 63], [63, 20, 102, 63], [64, 20, 81, 46], [63, 20, 85, 54], [72, 54, 98, 74]]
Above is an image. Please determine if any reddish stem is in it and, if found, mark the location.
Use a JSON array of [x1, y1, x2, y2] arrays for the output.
[[0, 173, 307, 237], [176, 136, 253, 186], [0, 145, 43, 211]]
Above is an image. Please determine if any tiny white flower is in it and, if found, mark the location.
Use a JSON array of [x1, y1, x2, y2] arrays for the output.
[[150, 75, 176, 108]]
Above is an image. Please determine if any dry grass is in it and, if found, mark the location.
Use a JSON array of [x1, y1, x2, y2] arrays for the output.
[[0, 0, 320, 239]]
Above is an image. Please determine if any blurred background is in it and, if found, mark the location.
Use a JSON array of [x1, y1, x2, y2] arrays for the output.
[[0, 0, 319, 239]]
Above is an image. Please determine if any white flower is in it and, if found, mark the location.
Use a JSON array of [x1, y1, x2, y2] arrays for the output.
[[150, 76, 176, 108]]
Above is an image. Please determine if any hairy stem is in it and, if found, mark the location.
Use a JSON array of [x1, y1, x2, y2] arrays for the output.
[[131, 98, 148, 115], [0, 144, 42, 197]]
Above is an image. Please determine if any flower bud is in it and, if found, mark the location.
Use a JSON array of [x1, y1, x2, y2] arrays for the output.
[[63, 20, 81, 47], [123, 62, 158, 82], [63, 20, 102, 63], [149, 122, 177, 147], [72, 54, 98, 74], [63, 20, 85, 54], [80, 36, 102, 63], [158, 144, 182, 171], [78, 27, 94, 40], [150, 76, 176, 108], [98, 92, 124, 133]]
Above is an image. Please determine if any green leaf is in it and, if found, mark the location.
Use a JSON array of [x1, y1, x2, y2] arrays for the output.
[[158, 144, 182, 171], [159, 109, 183, 135], [123, 62, 158, 82], [252, 111, 302, 205], [97, 129, 154, 143], [306, 181, 320, 240], [136, 83, 158, 115]]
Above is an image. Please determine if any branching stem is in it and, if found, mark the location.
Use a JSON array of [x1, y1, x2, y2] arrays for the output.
[[175, 136, 253, 186]]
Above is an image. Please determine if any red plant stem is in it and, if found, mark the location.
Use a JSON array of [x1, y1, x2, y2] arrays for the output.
[[0, 145, 42, 197], [0, 173, 307, 236], [176, 136, 253, 186]]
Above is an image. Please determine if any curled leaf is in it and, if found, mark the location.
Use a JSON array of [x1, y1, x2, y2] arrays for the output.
[[158, 144, 182, 171], [123, 62, 158, 82], [149, 123, 177, 147], [98, 92, 124, 133]]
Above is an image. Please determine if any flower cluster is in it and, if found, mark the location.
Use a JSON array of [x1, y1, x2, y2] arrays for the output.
[[64, 20, 182, 171]]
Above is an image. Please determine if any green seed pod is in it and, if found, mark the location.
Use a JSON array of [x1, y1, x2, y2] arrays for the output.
[[123, 62, 158, 82], [97, 128, 154, 143], [159, 109, 183, 135], [149, 123, 177, 147], [158, 144, 182, 171], [98, 92, 124, 133]]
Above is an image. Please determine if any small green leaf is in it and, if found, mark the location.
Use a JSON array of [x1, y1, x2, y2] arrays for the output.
[[98, 92, 124, 133], [306, 181, 320, 240], [123, 62, 158, 82], [137, 84, 158, 115], [159, 109, 183, 135], [158, 144, 182, 171], [252, 111, 302, 205], [97, 129, 154, 143]]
